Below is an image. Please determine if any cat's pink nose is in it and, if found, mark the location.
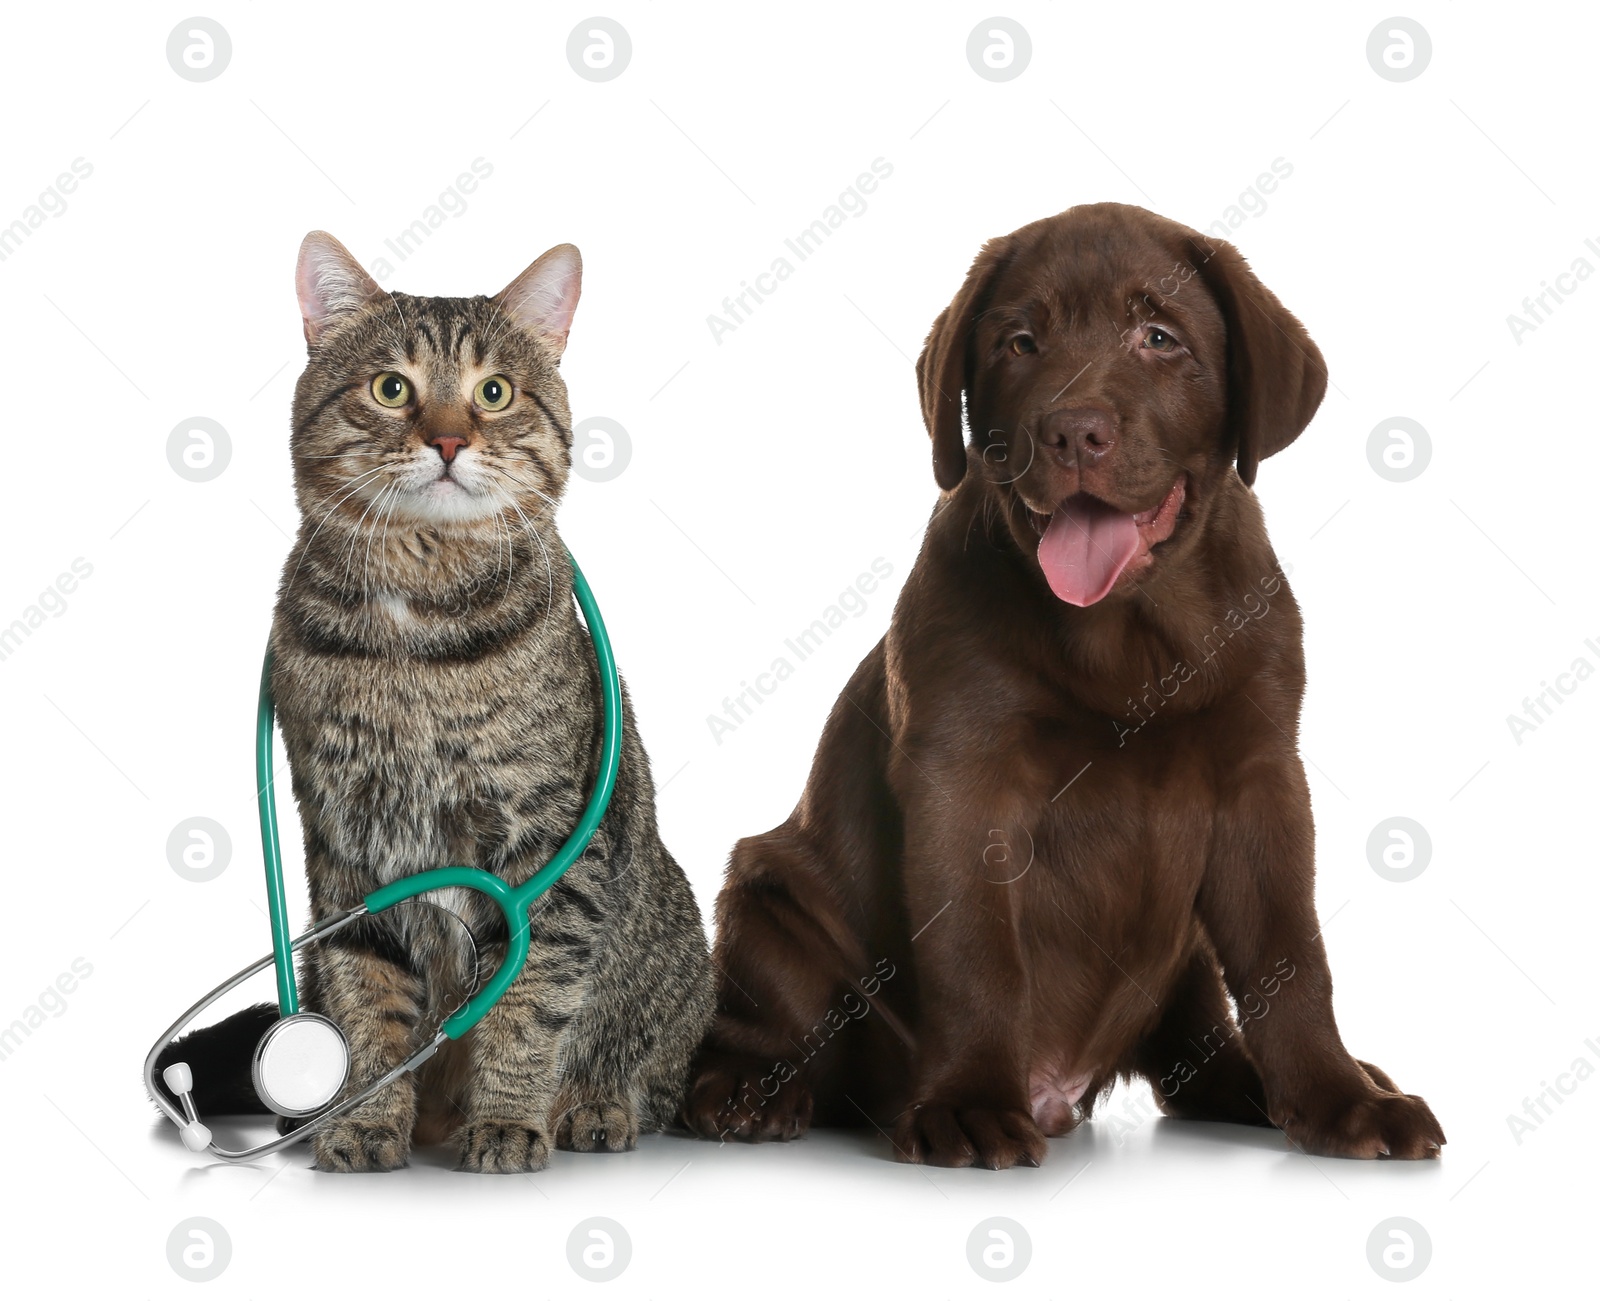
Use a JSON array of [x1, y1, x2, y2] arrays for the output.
[[429, 434, 468, 463]]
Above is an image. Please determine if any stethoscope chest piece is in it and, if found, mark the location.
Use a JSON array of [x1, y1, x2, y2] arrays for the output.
[[251, 1013, 350, 1117]]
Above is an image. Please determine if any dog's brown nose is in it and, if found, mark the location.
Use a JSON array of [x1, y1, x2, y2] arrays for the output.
[[1039, 406, 1116, 458]]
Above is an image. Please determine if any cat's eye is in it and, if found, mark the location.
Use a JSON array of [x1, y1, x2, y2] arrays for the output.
[[474, 375, 513, 412], [371, 372, 412, 408]]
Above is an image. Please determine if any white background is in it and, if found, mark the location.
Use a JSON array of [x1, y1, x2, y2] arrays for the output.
[[0, 2, 1594, 1295]]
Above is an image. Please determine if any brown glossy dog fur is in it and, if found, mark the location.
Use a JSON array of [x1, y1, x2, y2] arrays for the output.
[[682, 202, 1445, 1167]]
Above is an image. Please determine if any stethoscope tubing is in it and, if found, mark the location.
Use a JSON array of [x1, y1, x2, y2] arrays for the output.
[[147, 551, 623, 1163]]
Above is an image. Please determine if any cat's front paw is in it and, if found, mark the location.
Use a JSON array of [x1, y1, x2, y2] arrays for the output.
[[312, 1119, 410, 1172], [556, 1099, 638, 1153], [457, 1120, 551, 1173]]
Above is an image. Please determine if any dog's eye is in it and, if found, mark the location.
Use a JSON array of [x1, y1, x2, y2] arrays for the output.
[[1144, 329, 1177, 352], [1009, 335, 1036, 356]]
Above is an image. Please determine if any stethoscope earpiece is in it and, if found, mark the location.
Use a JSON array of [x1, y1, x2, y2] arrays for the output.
[[161, 1062, 214, 1152]]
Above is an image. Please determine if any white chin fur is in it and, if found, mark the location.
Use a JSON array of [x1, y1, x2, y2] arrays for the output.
[[396, 483, 505, 524], [388, 455, 507, 524]]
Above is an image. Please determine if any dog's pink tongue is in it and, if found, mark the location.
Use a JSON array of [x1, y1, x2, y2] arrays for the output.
[[1037, 496, 1140, 606]]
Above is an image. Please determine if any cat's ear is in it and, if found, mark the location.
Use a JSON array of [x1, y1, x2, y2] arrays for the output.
[[295, 231, 386, 346], [494, 244, 582, 360]]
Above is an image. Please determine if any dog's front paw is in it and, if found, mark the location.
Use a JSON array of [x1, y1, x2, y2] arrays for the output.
[[456, 1120, 552, 1173], [312, 1119, 410, 1172], [1277, 1071, 1445, 1160], [894, 1101, 1047, 1170], [682, 1051, 813, 1143], [556, 1099, 639, 1153]]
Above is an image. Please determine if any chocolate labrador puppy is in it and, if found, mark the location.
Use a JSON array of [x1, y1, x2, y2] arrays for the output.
[[683, 202, 1445, 1167]]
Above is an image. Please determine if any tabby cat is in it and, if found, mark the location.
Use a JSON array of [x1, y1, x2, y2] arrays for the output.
[[163, 232, 712, 1173]]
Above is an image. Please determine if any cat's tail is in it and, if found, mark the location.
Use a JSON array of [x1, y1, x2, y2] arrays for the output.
[[152, 1004, 277, 1114]]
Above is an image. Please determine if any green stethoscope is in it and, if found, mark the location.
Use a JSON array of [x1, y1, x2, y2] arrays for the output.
[[144, 553, 622, 1162]]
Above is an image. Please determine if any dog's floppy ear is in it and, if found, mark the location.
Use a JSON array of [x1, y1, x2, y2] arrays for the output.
[[1185, 236, 1327, 486], [917, 237, 1012, 491]]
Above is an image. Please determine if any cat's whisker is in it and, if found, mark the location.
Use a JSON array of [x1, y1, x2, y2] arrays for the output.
[[496, 506, 514, 607], [301, 465, 392, 534], [489, 461, 562, 519], [494, 469, 555, 524], [377, 477, 405, 601], [362, 482, 404, 608], [286, 464, 393, 594], [380, 294, 415, 364], [314, 463, 393, 505], [479, 495, 508, 602], [504, 495, 556, 634], [357, 484, 387, 607], [483, 301, 519, 364], [341, 479, 394, 600]]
